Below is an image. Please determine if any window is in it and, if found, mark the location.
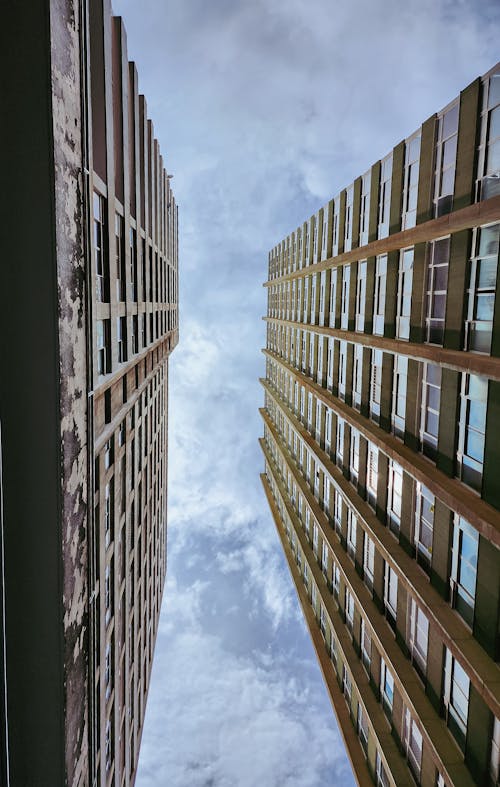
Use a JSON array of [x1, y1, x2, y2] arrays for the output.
[[490, 716, 500, 787], [303, 562, 309, 589], [352, 344, 363, 411], [325, 408, 332, 454], [305, 508, 311, 537], [115, 213, 125, 301], [104, 438, 114, 470], [104, 481, 114, 548], [327, 338, 334, 387], [105, 641, 113, 701], [338, 340, 347, 401], [94, 193, 108, 301], [378, 155, 392, 239], [311, 582, 317, 611], [357, 703, 369, 754], [345, 588, 354, 633], [396, 247, 414, 340], [97, 319, 111, 376], [373, 254, 387, 335], [375, 752, 390, 787], [341, 266, 350, 331], [347, 510, 357, 560], [408, 597, 429, 677], [330, 630, 337, 663], [384, 562, 398, 626], [329, 271, 338, 327], [350, 428, 360, 486], [117, 316, 128, 363], [355, 260, 367, 332], [392, 354, 407, 438], [363, 534, 374, 592], [370, 349, 383, 423], [481, 74, 500, 198], [451, 516, 479, 627], [359, 172, 370, 246], [321, 542, 329, 577], [402, 133, 421, 230], [414, 483, 434, 569], [320, 604, 327, 637], [312, 522, 319, 554], [130, 227, 137, 301], [434, 102, 459, 216], [104, 561, 113, 626], [105, 717, 113, 773], [404, 708, 423, 779], [465, 223, 499, 353], [458, 373, 488, 492], [333, 563, 341, 599], [387, 460, 403, 534], [319, 271, 326, 325], [421, 363, 441, 460], [367, 443, 378, 509], [425, 236, 450, 344], [361, 618, 372, 672], [342, 665, 352, 704], [443, 649, 470, 751], [333, 491, 342, 535], [336, 417, 345, 467], [380, 659, 394, 717]]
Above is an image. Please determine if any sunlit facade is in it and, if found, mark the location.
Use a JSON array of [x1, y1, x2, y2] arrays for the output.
[[260, 64, 500, 786]]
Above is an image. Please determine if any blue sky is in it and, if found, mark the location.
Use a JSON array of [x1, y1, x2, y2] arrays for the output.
[[112, 1, 499, 784]]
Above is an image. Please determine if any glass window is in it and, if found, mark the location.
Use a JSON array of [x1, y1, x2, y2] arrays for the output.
[[320, 604, 327, 637], [458, 373, 488, 492], [357, 703, 369, 754], [380, 659, 395, 717], [387, 460, 403, 535], [414, 482, 434, 570], [392, 354, 408, 438], [345, 588, 354, 632], [378, 154, 393, 239], [355, 260, 367, 332], [434, 103, 459, 216], [341, 266, 350, 330], [96, 319, 111, 376], [350, 428, 360, 485], [352, 344, 363, 411], [329, 270, 338, 328], [465, 223, 499, 354], [338, 340, 347, 401], [370, 349, 383, 423], [408, 597, 429, 677], [481, 75, 500, 198], [347, 510, 357, 560], [384, 560, 398, 623], [425, 236, 450, 344], [345, 185, 354, 252], [336, 417, 344, 468], [404, 708, 423, 779], [402, 133, 421, 229], [443, 649, 470, 751], [115, 213, 125, 301], [367, 443, 378, 509], [359, 172, 370, 247], [421, 363, 441, 460], [373, 254, 387, 335], [333, 491, 342, 535], [451, 516, 479, 627], [321, 542, 329, 577], [94, 192, 109, 302], [396, 247, 414, 339], [363, 534, 375, 592], [375, 751, 390, 787], [343, 665, 352, 703], [361, 618, 372, 671]]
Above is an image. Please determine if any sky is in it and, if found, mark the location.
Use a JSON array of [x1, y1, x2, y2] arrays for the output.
[[111, 1, 499, 785]]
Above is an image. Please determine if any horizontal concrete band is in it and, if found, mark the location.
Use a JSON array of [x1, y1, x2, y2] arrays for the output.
[[259, 397, 500, 721], [264, 194, 500, 288], [261, 456, 476, 787], [261, 473, 398, 787], [263, 316, 500, 382], [262, 349, 500, 548]]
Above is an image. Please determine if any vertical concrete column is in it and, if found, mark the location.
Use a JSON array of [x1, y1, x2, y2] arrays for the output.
[[340, 499, 348, 549], [365, 256, 376, 334], [342, 426, 352, 480], [380, 353, 394, 432], [436, 368, 460, 477], [416, 115, 437, 225], [384, 250, 399, 339], [430, 499, 453, 600], [474, 535, 500, 659], [369, 162, 381, 244], [334, 270, 343, 329], [389, 140, 405, 235], [454, 78, 481, 211], [355, 524, 364, 576], [376, 453, 389, 525], [425, 621, 444, 712], [483, 380, 500, 511], [373, 550, 385, 612], [443, 229, 471, 351], [358, 436, 368, 500], [404, 359, 421, 452], [332, 339, 340, 397], [409, 242, 427, 344], [465, 686, 492, 783], [395, 581, 409, 653], [392, 688, 404, 742], [399, 473, 415, 556]]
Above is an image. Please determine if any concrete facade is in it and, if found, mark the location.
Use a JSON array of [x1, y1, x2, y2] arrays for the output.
[[260, 64, 500, 786], [0, 1, 178, 785]]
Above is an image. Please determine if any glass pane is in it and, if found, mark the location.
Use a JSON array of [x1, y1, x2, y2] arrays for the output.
[[468, 375, 488, 401], [469, 323, 492, 353], [487, 139, 500, 174], [466, 429, 485, 462], [442, 136, 457, 167], [489, 76, 500, 110], [433, 264, 449, 291], [431, 292, 446, 318], [478, 224, 500, 258], [426, 411, 439, 437], [443, 105, 459, 138], [478, 258, 498, 289], [409, 136, 421, 162], [433, 237, 450, 265], [490, 105, 500, 140], [428, 321, 444, 344], [475, 293, 495, 320], [441, 167, 455, 196]]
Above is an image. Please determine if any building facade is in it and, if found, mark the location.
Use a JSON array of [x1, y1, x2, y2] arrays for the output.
[[260, 65, 500, 786], [0, 1, 178, 785]]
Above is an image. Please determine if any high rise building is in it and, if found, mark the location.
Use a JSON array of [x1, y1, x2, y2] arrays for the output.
[[260, 64, 500, 787], [0, 2, 178, 785]]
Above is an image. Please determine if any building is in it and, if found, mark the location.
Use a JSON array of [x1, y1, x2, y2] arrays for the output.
[[260, 64, 500, 787], [0, 1, 178, 785]]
